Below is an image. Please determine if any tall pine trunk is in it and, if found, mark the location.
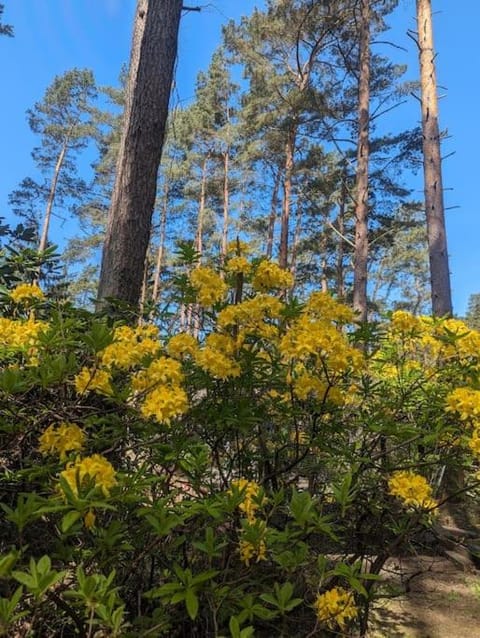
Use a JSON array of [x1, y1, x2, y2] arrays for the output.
[[416, 0, 452, 316], [38, 140, 68, 253], [266, 171, 280, 259], [97, 0, 182, 307], [151, 181, 169, 305], [221, 149, 229, 262], [279, 126, 296, 269], [352, 0, 370, 322]]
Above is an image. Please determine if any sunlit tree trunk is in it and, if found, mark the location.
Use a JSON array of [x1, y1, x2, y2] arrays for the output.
[[151, 182, 169, 305], [97, 0, 182, 307], [353, 0, 370, 322], [416, 0, 452, 316], [266, 171, 281, 259], [221, 149, 229, 262], [279, 126, 296, 269], [38, 141, 68, 253]]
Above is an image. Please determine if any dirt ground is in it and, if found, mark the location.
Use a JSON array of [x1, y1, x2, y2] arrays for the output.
[[368, 555, 480, 637]]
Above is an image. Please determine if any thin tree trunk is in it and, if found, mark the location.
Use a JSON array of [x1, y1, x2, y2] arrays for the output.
[[352, 0, 370, 322], [416, 0, 452, 316], [195, 156, 209, 258], [38, 141, 68, 253], [279, 126, 296, 269], [221, 149, 229, 262], [151, 182, 169, 304], [290, 200, 302, 280], [336, 174, 347, 299], [266, 171, 280, 260], [97, 0, 182, 307]]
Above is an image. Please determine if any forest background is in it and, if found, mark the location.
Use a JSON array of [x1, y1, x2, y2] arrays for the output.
[[0, 0, 479, 315]]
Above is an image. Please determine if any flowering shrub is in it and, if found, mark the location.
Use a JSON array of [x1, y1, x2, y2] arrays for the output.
[[1, 262, 480, 637]]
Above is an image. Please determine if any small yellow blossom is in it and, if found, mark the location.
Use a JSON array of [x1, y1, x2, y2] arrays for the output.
[[445, 388, 480, 421], [225, 255, 252, 275], [190, 267, 228, 306], [230, 479, 265, 522], [9, 283, 44, 304], [239, 538, 267, 566], [140, 385, 188, 424], [167, 333, 198, 359], [60, 454, 117, 497], [74, 367, 113, 396], [100, 324, 160, 369], [252, 260, 294, 291], [38, 422, 85, 460], [84, 509, 96, 529], [388, 470, 437, 509], [314, 587, 358, 630]]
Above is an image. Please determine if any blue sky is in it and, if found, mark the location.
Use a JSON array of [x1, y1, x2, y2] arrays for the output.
[[0, 1, 478, 314]]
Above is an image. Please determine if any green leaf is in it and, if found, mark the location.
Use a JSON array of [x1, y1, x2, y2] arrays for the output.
[[185, 589, 199, 620], [61, 510, 82, 533]]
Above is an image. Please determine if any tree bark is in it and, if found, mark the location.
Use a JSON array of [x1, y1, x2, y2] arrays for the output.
[[352, 0, 370, 322], [336, 172, 347, 300], [97, 0, 182, 307], [279, 125, 296, 269], [151, 181, 169, 305], [266, 171, 280, 260], [416, 0, 452, 316], [195, 156, 209, 258], [221, 149, 229, 262], [38, 140, 68, 253]]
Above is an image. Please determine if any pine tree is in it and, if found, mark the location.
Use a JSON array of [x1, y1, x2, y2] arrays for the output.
[[25, 68, 97, 254], [415, 0, 452, 316], [0, 3, 13, 37]]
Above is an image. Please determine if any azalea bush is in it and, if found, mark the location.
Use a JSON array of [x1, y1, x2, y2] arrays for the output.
[[1, 252, 480, 637]]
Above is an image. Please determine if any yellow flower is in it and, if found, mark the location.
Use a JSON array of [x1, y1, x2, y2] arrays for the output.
[[388, 471, 437, 509], [225, 255, 252, 275], [60, 454, 117, 497], [468, 432, 480, 455], [230, 479, 265, 523], [84, 509, 96, 529], [9, 283, 44, 304], [190, 267, 228, 306], [140, 384, 188, 424], [445, 388, 480, 421], [131, 357, 184, 394], [100, 324, 160, 369], [167, 333, 198, 359], [38, 422, 85, 460], [314, 587, 357, 629], [74, 367, 113, 396], [252, 260, 293, 291], [239, 538, 267, 566]]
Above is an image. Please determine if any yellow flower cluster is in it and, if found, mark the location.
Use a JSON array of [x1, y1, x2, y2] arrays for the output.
[[388, 470, 437, 509], [100, 324, 160, 369], [390, 310, 423, 335], [225, 255, 252, 275], [230, 479, 268, 565], [195, 333, 241, 379], [0, 317, 46, 353], [9, 283, 44, 304], [305, 292, 354, 324], [314, 587, 358, 630], [60, 454, 117, 497], [217, 294, 283, 340], [230, 479, 264, 523], [74, 367, 113, 396], [132, 356, 188, 424], [190, 267, 228, 306], [279, 315, 362, 375], [38, 422, 85, 460], [167, 333, 199, 359], [445, 388, 480, 421], [252, 260, 294, 291], [239, 537, 267, 566]]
